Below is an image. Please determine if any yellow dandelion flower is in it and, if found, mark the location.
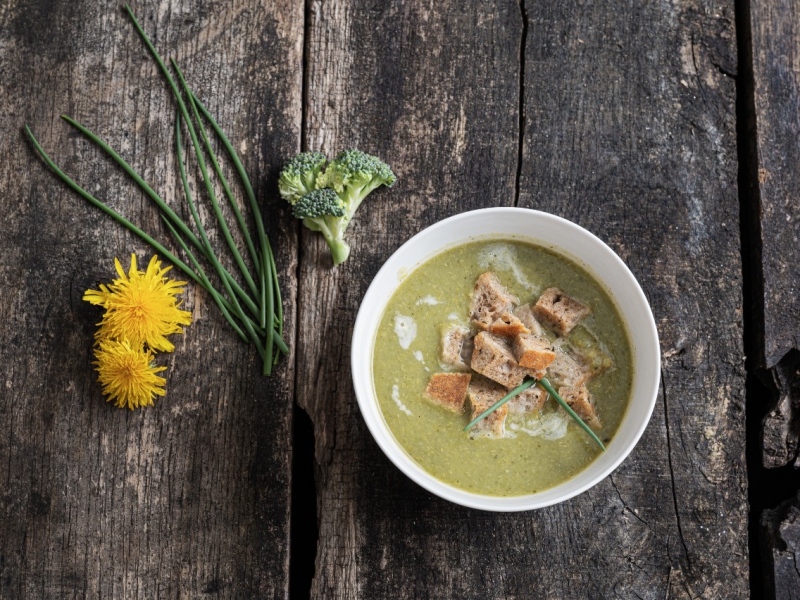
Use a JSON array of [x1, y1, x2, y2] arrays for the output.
[[93, 339, 167, 409], [84, 254, 192, 352]]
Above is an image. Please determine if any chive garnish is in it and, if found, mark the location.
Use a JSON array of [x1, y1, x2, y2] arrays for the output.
[[463, 376, 606, 451], [160, 215, 248, 343], [171, 60, 260, 299], [189, 91, 285, 355], [538, 378, 606, 451], [463, 379, 537, 432], [173, 61, 261, 282], [23, 5, 290, 375]]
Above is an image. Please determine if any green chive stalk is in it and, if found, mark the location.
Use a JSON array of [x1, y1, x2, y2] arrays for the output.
[[23, 5, 290, 373], [123, 5, 265, 303], [125, 3, 285, 359], [60, 114, 261, 320], [170, 60, 261, 300], [463, 376, 606, 452], [26, 124, 275, 349], [161, 216, 248, 342], [27, 126, 212, 302], [171, 59, 261, 279], [191, 93, 284, 346], [173, 114, 282, 346], [172, 114, 266, 361]]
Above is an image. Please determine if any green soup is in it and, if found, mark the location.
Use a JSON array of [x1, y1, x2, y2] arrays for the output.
[[372, 239, 633, 496]]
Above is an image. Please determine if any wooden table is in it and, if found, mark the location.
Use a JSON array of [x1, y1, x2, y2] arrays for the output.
[[1, 0, 798, 597]]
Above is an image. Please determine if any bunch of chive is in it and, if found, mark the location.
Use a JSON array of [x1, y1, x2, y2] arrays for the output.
[[464, 377, 607, 451], [24, 4, 286, 376]]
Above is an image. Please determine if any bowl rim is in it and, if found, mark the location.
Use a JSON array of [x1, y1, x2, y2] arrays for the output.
[[351, 207, 660, 511]]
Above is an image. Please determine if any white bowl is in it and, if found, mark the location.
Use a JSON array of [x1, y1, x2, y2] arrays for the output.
[[351, 207, 660, 511]]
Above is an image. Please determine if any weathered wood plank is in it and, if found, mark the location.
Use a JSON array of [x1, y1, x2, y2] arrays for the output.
[[0, 1, 302, 597], [751, 0, 800, 371], [298, 0, 521, 597], [518, 0, 747, 597], [299, 0, 747, 598]]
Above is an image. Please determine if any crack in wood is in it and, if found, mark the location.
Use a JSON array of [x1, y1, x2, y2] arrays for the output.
[[732, 0, 800, 595], [608, 474, 652, 530], [290, 2, 320, 598]]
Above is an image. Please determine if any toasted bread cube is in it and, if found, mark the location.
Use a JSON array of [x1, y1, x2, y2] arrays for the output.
[[546, 347, 591, 388], [513, 303, 545, 336], [558, 384, 602, 431], [533, 288, 591, 336], [512, 334, 556, 374], [470, 272, 518, 329], [507, 385, 548, 415], [488, 312, 530, 338], [470, 331, 532, 388], [467, 378, 508, 437], [440, 323, 472, 371], [425, 373, 472, 413]]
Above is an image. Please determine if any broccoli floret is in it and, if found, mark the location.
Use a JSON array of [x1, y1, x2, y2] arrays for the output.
[[278, 152, 327, 204], [292, 188, 346, 219], [292, 189, 351, 265], [282, 149, 396, 266], [316, 149, 396, 226]]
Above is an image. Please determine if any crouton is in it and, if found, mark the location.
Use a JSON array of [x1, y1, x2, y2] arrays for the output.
[[470, 331, 532, 388], [424, 373, 472, 413], [533, 287, 591, 336], [558, 384, 602, 431], [488, 312, 530, 338], [546, 345, 591, 388], [507, 385, 548, 414], [470, 272, 518, 329], [512, 303, 544, 336], [467, 378, 508, 437], [512, 334, 556, 374], [440, 323, 472, 371]]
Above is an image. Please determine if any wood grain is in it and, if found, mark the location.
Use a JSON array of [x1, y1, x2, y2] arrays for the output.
[[0, 0, 758, 597], [751, 0, 800, 370], [0, 1, 301, 597], [298, 0, 521, 597], [299, 0, 748, 598]]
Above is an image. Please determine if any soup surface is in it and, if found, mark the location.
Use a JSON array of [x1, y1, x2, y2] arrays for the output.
[[372, 239, 633, 496]]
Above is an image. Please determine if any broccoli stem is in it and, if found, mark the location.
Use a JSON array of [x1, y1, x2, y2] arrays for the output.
[[343, 180, 384, 225], [303, 216, 350, 266], [319, 218, 350, 266], [328, 239, 351, 265]]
